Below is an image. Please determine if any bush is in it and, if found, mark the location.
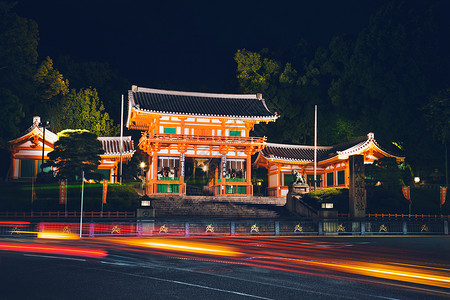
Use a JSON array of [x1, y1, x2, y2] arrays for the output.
[[366, 186, 410, 213], [35, 172, 58, 184], [302, 187, 349, 212], [0, 182, 139, 212]]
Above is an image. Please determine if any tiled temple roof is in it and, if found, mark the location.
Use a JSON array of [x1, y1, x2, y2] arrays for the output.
[[260, 133, 404, 163], [128, 86, 278, 119], [97, 136, 135, 156], [10, 117, 135, 157], [261, 143, 332, 163], [20, 116, 59, 143]]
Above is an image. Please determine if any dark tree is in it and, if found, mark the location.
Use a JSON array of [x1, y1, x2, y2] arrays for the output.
[[46, 130, 104, 181], [0, 2, 38, 138]]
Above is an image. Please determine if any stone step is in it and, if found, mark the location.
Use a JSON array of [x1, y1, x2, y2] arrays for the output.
[[149, 196, 292, 219]]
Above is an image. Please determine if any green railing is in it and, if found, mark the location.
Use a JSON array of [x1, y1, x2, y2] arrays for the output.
[[157, 184, 179, 193], [158, 177, 179, 181], [217, 178, 246, 183], [226, 178, 246, 182], [225, 185, 247, 195]]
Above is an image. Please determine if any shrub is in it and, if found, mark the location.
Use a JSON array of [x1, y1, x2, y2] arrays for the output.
[[302, 187, 349, 212]]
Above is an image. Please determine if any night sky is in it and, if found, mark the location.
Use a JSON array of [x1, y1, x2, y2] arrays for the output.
[[16, 0, 389, 92]]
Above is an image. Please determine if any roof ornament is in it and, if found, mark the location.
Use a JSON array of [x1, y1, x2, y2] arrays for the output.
[[367, 132, 375, 140], [132, 85, 138, 92], [33, 116, 41, 125]]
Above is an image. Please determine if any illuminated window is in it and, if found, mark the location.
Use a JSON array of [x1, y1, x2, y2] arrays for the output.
[[226, 159, 246, 179], [141, 200, 151, 207], [158, 157, 180, 179], [321, 203, 334, 209]]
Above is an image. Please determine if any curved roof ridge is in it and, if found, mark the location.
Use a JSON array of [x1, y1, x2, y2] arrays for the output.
[[335, 133, 374, 155], [128, 86, 278, 120], [133, 86, 257, 99], [98, 136, 132, 141], [265, 142, 332, 150]]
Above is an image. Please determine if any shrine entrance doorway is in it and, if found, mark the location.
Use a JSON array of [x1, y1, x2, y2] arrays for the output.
[[185, 157, 221, 196]]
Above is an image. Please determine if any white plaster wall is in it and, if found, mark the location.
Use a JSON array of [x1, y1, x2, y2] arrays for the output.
[[269, 174, 278, 187]]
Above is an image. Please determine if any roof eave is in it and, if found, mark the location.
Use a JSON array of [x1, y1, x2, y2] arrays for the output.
[[129, 107, 278, 121]]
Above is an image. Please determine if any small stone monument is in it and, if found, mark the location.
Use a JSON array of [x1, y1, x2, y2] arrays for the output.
[[286, 170, 315, 217], [290, 170, 309, 194], [349, 155, 366, 218]]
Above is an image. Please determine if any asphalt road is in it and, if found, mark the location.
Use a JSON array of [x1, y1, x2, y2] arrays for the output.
[[1, 236, 449, 299]]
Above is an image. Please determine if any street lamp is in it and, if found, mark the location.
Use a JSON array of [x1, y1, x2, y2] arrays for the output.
[[139, 162, 146, 191], [256, 179, 263, 196], [38, 120, 50, 173]]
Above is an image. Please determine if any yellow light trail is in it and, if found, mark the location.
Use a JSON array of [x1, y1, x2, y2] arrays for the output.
[[112, 238, 243, 257], [274, 257, 450, 289], [9, 230, 80, 240]]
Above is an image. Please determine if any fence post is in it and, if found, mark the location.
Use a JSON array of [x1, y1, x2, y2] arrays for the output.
[[444, 220, 448, 235], [89, 223, 95, 237], [275, 221, 280, 236], [185, 222, 189, 237], [402, 221, 408, 235], [230, 221, 235, 236], [318, 221, 323, 235], [137, 221, 143, 237]]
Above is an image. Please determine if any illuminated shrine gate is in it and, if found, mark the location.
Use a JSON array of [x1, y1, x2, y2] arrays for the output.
[[126, 86, 277, 196]]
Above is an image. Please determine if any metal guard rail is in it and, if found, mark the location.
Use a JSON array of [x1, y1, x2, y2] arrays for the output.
[[1, 218, 448, 237]]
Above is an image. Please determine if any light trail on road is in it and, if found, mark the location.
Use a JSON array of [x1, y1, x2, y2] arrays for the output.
[[108, 236, 450, 293], [0, 235, 449, 297]]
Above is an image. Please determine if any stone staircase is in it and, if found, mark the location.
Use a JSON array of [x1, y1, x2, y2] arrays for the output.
[[147, 195, 294, 219]]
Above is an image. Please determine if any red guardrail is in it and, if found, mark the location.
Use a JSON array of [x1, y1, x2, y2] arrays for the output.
[[0, 211, 136, 218], [338, 213, 449, 220]]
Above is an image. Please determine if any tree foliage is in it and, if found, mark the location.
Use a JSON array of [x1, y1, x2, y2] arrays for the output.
[[0, 88, 24, 146], [33, 56, 69, 102], [423, 87, 450, 143], [235, 43, 360, 145], [55, 55, 129, 121], [48, 88, 119, 136], [0, 2, 38, 86], [234, 0, 450, 179], [0, 2, 38, 135], [46, 130, 104, 181], [365, 157, 413, 213], [0, 4, 123, 146]]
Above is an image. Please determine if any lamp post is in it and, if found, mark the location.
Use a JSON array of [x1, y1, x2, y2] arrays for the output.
[[38, 120, 50, 173], [80, 169, 85, 238], [140, 162, 146, 191], [256, 179, 263, 196]]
